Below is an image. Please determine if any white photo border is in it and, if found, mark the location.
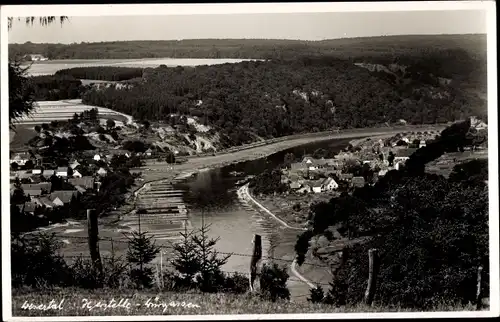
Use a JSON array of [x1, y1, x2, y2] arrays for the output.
[[1, 1, 498, 320]]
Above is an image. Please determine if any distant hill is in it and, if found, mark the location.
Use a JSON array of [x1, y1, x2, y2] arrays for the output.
[[9, 34, 486, 62]]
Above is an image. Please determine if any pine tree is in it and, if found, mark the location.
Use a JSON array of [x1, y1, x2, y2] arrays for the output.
[[126, 230, 160, 288], [170, 214, 232, 292], [171, 225, 202, 290], [191, 215, 231, 292]]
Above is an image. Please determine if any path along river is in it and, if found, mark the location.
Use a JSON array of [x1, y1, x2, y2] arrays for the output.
[[170, 138, 354, 300]]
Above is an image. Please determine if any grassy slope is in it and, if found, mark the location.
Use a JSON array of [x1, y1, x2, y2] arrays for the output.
[[11, 288, 479, 316]]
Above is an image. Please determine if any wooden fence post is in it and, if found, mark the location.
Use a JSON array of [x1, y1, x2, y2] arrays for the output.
[[364, 248, 379, 306], [87, 209, 103, 285], [476, 266, 483, 310], [249, 234, 262, 292]]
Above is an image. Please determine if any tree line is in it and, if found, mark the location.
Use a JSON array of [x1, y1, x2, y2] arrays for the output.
[[55, 66, 144, 81]]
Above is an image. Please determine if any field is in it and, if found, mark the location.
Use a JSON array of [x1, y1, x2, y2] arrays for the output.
[[425, 149, 489, 177], [23, 58, 260, 76], [14, 99, 133, 125]]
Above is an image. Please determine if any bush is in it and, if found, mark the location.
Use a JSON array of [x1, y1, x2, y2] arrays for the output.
[[259, 262, 290, 302], [222, 272, 249, 294], [308, 285, 325, 303]]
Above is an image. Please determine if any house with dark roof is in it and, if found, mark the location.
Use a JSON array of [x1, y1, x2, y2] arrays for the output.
[[56, 167, 69, 178], [23, 202, 38, 214], [21, 183, 52, 194], [311, 180, 324, 193], [49, 190, 79, 206], [24, 189, 42, 198], [394, 148, 418, 162], [33, 197, 55, 208], [68, 176, 95, 190], [351, 176, 365, 188], [290, 162, 307, 172], [338, 173, 354, 182]]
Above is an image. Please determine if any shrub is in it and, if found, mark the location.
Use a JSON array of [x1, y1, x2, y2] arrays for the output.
[[259, 262, 290, 302], [308, 285, 325, 303], [222, 272, 249, 294], [11, 233, 72, 288]]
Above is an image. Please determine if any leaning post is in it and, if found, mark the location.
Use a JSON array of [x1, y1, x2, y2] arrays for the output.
[[364, 248, 379, 306], [476, 266, 483, 310], [249, 234, 262, 292], [87, 208, 103, 285]]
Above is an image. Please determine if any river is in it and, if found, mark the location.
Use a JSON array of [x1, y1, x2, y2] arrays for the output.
[[173, 138, 352, 298]]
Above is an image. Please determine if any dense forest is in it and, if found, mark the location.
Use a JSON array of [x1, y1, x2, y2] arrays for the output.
[[77, 56, 486, 146], [30, 75, 83, 101]]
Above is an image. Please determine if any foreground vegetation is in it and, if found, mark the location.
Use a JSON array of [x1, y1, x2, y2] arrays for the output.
[[12, 287, 480, 316]]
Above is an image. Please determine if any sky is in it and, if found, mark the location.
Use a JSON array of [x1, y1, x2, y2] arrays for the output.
[[8, 10, 487, 44]]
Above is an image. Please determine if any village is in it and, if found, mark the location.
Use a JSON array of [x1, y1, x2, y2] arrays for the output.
[[253, 117, 487, 229], [279, 130, 440, 195]]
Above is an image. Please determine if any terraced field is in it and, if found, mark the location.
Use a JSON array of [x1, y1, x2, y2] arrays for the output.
[[14, 99, 134, 126]]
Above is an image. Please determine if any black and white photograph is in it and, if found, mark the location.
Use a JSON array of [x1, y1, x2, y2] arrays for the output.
[[1, 2, 498, 320]]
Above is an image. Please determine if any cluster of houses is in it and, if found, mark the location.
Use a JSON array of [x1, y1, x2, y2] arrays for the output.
[[281, 156, 364, 194], [8, 149, 133, 215], [280, 136, 425, 194]]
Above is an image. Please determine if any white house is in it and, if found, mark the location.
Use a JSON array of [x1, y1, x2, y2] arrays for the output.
[[72, 170, 83, 178], [419, 140, 427, 148], [32, 168, 42, 175], [145, 148, 153, 157], [97, 167, 108, 176], [311, 181, 323, 193], [56, 167, 68, 178], [70, 160, 81, 169], [322, 177, 339, 191], [93, 154, 102, 161]]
